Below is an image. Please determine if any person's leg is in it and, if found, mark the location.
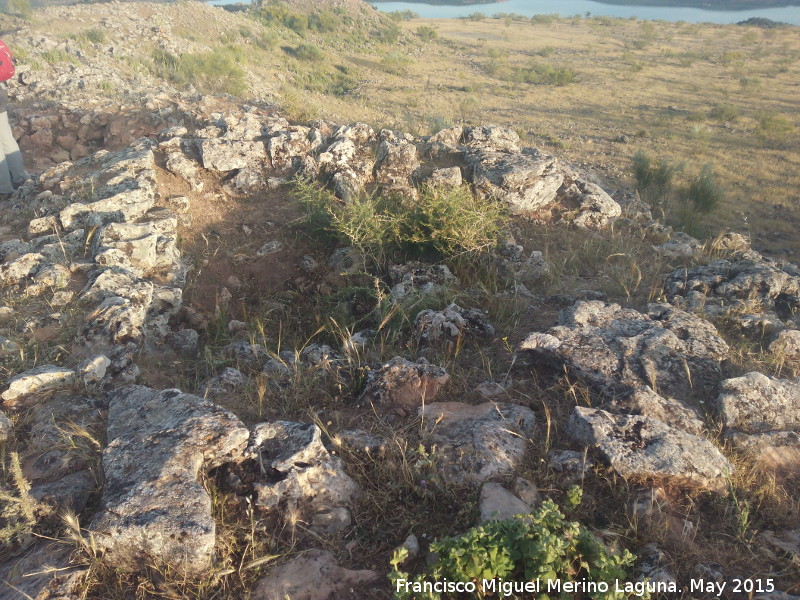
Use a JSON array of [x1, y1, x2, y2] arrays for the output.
[[0, 144, 12, 195], [0, 111, 26, 186]]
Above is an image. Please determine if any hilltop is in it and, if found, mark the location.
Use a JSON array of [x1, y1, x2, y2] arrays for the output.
[[0, 2, 799, 600]]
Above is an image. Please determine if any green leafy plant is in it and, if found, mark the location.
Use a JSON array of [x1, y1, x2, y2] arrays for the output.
[[389, 498, 640, 600]]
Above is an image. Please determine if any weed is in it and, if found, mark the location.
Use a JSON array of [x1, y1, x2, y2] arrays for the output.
[[150, 48, 247, 96], [292, 180, 510, 267], [416, 26, 438, 42], [292, 43, 325, 62], [70, 28, 107, 45], [389, 497, 639, 599], [709, 104, 740, 123], [632, 150, 680, 221], [756, 111, 796, 148]]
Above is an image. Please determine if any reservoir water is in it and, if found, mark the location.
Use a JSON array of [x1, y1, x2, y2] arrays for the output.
[[368, 1, 800, 25]]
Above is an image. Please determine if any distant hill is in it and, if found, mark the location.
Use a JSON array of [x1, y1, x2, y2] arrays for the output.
[[389, 0, 799, 8], [586, 0, 798, 9]]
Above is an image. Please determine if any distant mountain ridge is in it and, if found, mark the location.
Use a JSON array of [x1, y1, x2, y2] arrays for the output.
[[388, 0, 799, 8]]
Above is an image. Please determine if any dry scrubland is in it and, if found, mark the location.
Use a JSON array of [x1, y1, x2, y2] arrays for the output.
[[7, 3, 800, 256], [0, 3, 799, 600]]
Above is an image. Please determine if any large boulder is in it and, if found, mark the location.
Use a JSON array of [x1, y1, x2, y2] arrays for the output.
[[373, 133, 420, 197], [568, 406, 732, 491], [357, 356, 449, 411], [715, 372, 800, 434], [664, 253, 800, 319], [90, 386, 249, 576], [246, 421, 360, 531], [420, 402, 535, 484], [466, 150, 563, 215], [521, 301, 728, 405]]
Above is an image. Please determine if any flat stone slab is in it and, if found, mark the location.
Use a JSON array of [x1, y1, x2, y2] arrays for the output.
[[90, 386, 249, 576], [522, 301, 728, 405], [568, 406, 732, 492], [420, 402, 535, 484], [252, 550, 379, 600], [715, 372, 800, 434], [2, 365, 76, 407]]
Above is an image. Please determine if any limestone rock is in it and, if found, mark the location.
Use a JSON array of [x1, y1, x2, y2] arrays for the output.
[[567, 406, 732, 491], [769, 329, 800, 361], [420, 402, 535, 484], [0, 409, 12, 443], [1, 252, 46, 286], [426, 166, 462, 188], [318, 123, 376, 202], [358, 356, 449, 410], [374, 137, 420, 196], [90, 386, 249, 576], [415, 303, 495, 344], [715, 372, 800, 434], [478, 482, 532, 523], [664, 254, 800, 318], [252, 550, 378, 600], [78, 354, 110, 385], [388, 262, 459, 298], [466, 150, 563, 214], [201, 367, 249, 399], [2, 365, 76, 407], [199, 139, 265, 172], [166, 150, 204, 191], [462, 126, 520, 153], [0, 541, 86, 600], [247, 421, 360, 529], [562, 179, 621, 230], [605, 385, 705, 435], [166, 328, 200, 355], [267, 126, 321, 171], [526, 301, 728, 404], [222, 341, 270, 367]]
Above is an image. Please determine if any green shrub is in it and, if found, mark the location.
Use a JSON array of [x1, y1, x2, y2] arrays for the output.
[[3, 0, 31, 18], [374, 23, 402, 44], [255, 31, 279, 50], [510, 63, 577, 86], [673, 164, 724, 234], [388, 10, 418, 21], [309, 10, 340, 32], [292, 180, 509, 265], [709, 104, 739, 123], [389, 497, 639, 600], [40, 49, 76, 64], [683, 164, 723, 215], [531, 13, 557, 24], [70, 27, 107, 45], [300, 65, 359, 97], [467, 12, 486, 21], [381, 52, 413, 75], [293, 43, 325, 61], [632, 150, 679, 220], [151, 48, 247, 96], [416, 25, 438, 41], [756, 111, 796, 147]]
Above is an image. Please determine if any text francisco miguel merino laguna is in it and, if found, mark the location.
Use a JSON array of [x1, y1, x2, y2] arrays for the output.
[[395, 576, 776, 597]]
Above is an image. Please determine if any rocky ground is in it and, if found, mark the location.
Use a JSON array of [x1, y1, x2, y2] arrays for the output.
[[1, 4, 800, 600]]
